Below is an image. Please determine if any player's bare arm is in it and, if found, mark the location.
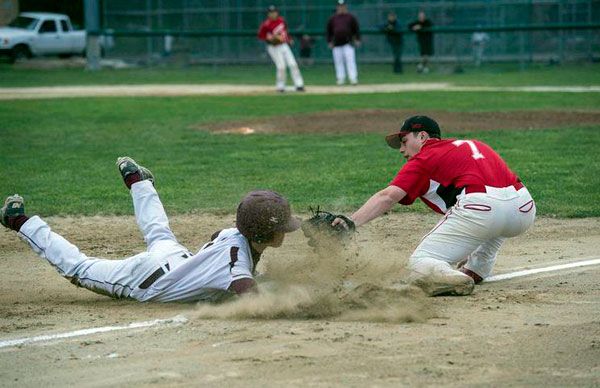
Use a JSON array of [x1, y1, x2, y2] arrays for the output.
[[331, 185, 406, 230], [349, 185, 406, 227]]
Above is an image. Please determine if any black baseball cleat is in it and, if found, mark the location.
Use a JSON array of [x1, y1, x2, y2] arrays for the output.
[[296, 86, 305, 92], [1, 194, 25, 229], [116, 157, 154, 188]]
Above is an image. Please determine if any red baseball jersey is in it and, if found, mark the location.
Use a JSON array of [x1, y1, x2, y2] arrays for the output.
[[257, 17, 291, 44], [390, 138, 519, 214]]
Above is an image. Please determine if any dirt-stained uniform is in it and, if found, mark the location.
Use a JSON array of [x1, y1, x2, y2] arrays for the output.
[[1, 158, 301, 303]]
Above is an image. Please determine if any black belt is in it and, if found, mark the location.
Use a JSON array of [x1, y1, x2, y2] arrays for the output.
[[138, 252, 191, 290], [138, 263, 169, 290]]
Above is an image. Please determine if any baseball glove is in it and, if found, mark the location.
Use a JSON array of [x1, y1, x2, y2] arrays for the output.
[[270, 34, 284, 45], [301, 206, 356, 246]]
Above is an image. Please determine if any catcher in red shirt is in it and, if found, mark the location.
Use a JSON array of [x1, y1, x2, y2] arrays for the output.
[[257, 5, 304, 93], [334, 115, 536, 296]]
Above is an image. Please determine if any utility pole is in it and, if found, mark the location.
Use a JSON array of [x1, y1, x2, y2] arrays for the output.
[[84, 0, 101, 71]]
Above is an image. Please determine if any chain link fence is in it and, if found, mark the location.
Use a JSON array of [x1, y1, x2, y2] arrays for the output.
[[98, 0, 600, 65]]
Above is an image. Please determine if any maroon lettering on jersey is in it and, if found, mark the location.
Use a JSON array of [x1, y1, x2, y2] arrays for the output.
[[228, 246, 240, 271], [390, 138, 519, 214]]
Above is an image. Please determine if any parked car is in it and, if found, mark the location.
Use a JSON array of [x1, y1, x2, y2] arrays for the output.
[[0, 12, 109, 63]]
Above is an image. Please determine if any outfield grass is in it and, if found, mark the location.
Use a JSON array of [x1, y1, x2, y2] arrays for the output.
[[1, 63, 599, 88], [1, 92, 599, 218]]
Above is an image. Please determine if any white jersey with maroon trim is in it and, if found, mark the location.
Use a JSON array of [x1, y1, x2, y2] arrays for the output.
[[139, 228, 255, 302]]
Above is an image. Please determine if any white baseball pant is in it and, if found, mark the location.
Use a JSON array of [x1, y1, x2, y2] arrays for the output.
[[332, 44, 358, 84], [408, 185, 536, 287], [266, 43, 304, 90], [17, 181, 189, 300]]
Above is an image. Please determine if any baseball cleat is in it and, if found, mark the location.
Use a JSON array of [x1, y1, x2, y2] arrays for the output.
[[1, 194, 25, 229], [116, 157, 154, 185], [295, 86, 305, 92], [411, 273, 475, 297]]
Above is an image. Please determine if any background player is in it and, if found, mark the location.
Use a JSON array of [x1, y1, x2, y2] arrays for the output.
[[1, 157, 301, 302], [333, 115, 536, 296], [257, 5, 305, 93], [380, 11, 403, 74], [408, 10, 434, 73], [326, 0, 361, 85]]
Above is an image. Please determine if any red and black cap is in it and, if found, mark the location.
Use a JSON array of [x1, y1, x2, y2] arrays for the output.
[[385, 115, 442, 149]]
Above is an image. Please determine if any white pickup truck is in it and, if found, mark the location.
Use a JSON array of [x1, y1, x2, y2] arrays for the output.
[[0, 12, 90, 63]]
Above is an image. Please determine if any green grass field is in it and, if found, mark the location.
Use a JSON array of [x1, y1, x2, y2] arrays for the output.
[[1, 63, 600, 87], [1, 65, 599, 218]]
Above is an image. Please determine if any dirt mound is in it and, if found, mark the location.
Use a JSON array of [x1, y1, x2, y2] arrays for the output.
[[207, 109, 600, 134]]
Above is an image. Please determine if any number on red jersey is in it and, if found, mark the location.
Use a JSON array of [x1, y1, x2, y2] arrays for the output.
[[452, 140, 485, 160]]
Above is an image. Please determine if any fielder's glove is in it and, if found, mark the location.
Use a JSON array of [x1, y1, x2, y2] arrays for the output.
[[269, 34, 283, 45], [301, 207, 356, 247]]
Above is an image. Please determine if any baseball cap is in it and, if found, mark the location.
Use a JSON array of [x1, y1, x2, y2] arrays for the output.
[[337, 0, 346, 5], [267, 5, 278, 12], [385, 115, 442, 149], [236, 190, 301, 243]]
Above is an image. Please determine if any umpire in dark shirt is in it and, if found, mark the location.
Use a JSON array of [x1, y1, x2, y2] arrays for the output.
[[381, 11, 403, 74], [409, 10, 434, 73]]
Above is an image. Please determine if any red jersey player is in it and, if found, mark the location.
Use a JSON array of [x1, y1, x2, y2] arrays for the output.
[[333, 115, 536, 296], [257, 5, 304, 92]]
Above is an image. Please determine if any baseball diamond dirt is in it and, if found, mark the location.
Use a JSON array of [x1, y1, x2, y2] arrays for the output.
[[0, 213, 599, 386], [1, 94, 599, 386]]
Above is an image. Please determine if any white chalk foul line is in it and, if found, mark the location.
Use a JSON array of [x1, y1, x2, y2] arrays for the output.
[[484, 257, 600, 283], [1, 258, 598, 349], [0, 314, 188, 349]]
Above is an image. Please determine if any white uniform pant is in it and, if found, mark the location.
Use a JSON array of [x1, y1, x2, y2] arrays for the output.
[[408, 186, 536, 283], [17, 181, 189, 300], [266, 43, 304, 90], [332, 44, 358, 84]]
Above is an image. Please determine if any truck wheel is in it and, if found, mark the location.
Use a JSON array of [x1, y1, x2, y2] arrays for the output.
[[10, 45, 31, 64]]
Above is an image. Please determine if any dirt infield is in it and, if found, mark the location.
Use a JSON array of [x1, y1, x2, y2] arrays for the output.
[[1, 103, 599, 385], [0, 213, 599, 386], [2, 83, 600, 100]]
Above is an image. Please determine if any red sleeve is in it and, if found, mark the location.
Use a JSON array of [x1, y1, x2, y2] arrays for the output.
[[389, 158, 431, 205], [257, 21, 268, 40]]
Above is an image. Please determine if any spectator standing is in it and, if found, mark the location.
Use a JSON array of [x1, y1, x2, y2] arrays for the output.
[[257, 5, 305, 92], [326, 0, 361, 85], [299, 34, 315, 66], [408, 10, 434, 73], [381, 11, 403, 74], [471, 26, 490, 67]]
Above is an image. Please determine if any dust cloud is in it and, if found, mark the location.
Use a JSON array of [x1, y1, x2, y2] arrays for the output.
[[193, 238, 433, 322]]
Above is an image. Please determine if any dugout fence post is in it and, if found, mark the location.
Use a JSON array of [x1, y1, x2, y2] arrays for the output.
[[84, 0, 101, 71]]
